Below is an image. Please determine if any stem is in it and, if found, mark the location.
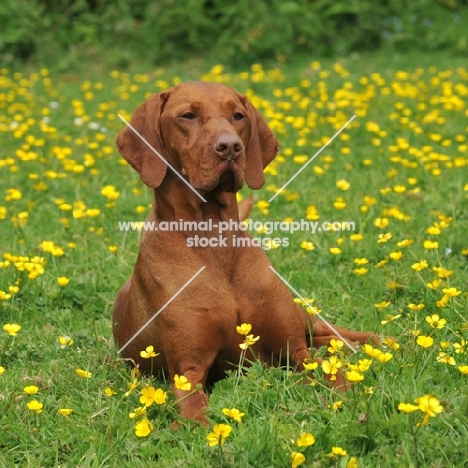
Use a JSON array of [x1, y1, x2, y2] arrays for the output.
[[410, 419, 421, 468], [350, 383, 358, 419], [216, 439, 223, 468], [365, 396, 371, 437], [233, 348, 246, 398]]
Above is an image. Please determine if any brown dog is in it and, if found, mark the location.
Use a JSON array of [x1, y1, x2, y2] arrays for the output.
[[113, 81, 376, 423]]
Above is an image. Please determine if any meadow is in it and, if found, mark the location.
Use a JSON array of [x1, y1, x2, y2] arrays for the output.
[[1, 53, 467, 467]]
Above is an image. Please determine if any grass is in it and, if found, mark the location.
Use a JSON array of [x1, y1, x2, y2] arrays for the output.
[[1, 51, 468, 467]]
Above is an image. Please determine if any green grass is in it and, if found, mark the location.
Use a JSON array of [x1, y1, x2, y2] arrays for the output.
[[1, 52, 468, 467]]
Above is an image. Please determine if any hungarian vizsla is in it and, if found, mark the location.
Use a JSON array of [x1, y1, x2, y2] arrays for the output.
[[113, 81, 377, 423]]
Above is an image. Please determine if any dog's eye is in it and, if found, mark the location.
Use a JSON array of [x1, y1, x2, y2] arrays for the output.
[[181, 112, 197, 120], [233, 112, 245, 121]]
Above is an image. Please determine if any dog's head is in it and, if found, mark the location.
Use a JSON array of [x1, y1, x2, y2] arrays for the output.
[[116, 81, 278, 193]]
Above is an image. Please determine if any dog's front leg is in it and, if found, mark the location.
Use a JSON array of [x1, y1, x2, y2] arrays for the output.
[[171, 364, 210, 424]]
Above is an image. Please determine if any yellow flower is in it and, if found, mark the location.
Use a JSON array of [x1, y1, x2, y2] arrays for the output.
[[3, 323, 21, 336], [389, 251, 404, 260], [0, 366, 5, 375], [129, 406, 147, 419], [426, 226, 441, 235], [59, 335, 74, 347], [294, 155, 308, 164], [291, 452, 306, 468], [374, 218, 390, 229], [58, 408, 73, 416], [354, 268, 368, 275], [436, 353, 456, 365], [398, 403, 419, 414], [411, 260, 428, 271], [376, 352, 393, 363], [346, 370, 364, 382], [416, 336, 434, 348], [263, 239, 280, 250], [140, 345, 159, 359], [101, 185, 120, 201], [27, 400, 43, 414], [239, 334, 260, 349], [24, 385, 39, 395], [354, 258, 369, 265], [328, 339, 344, 354], [57, 277, 70, 287], [349, 359, 373, 372], [300, 240, 315, 251], [414, 395, 443, 417], [303, 360, 319, 371], [407, 303, 425, 311], [40, 241, 65, 257], [329, 400, 343, 411], [222, 407, 245, 423], [236, 323, 252, 335], [329, 446, 347, 457], [306, 306, 321, 315], [125, 378, 139, 397], [139, 385, 157, 406], [377, 232, 392, 243], [426, 279, 441, 290], [423, 240, 438, 250], [5, 188, 22, 201], [174, 374, 192, 391], [436, 295, 449, 308], [0, 291, 11, 301], [75, 368, 92, 379], [442, 287, 461, 297], [433, 267, 453, 278], [397, 239, 414, 247], [425, 314, 446, 329], [362, 344, 380, 357], [383, 338, 400, 350], [374, 301, 391, 308], [322, 356, 343, 375], [336, 179, 351, 190], [329, 247, 342, 255], [105, 387, 117, 397], [206, 423, 232, 446], [347, 456, 359, 468], [134, 418, 154, 437], [257, 200, 270, 210], [154, 388, 167, 404], [294, 297, 314, 306], [350, 234, 363, 241], [454, 340, 466, 354], [296, 432, 316, 447], [108, 245, 118, 253], [458, 365, 468, 375]]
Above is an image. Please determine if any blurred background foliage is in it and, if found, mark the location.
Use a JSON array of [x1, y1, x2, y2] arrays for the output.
[[1, 0, 467, 71]]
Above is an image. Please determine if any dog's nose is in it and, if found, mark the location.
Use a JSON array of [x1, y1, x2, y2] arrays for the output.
[[214, 135, 243, 161]]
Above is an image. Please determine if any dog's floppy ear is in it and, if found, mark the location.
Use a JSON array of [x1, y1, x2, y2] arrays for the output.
[[116, 93, 169, 188], [243, 98, 279, 190]]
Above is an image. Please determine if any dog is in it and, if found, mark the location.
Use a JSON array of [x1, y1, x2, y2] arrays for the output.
[[113, 81, 377, 423]]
